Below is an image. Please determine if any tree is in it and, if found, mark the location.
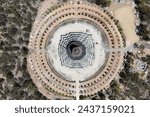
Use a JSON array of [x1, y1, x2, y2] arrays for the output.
[[8, 26, 19, 37], [134, 0, 150, 41], [87, 0, 111, 7], [0, 52, 15, 64], [63, 0, 68, 2], [79, 95, 86, 100], [6, 71, 14, 79], [0, 41, 4, 49], [98, 91, 106, 100], [95, 0, 111, 7], [21, 47, 29, 55]]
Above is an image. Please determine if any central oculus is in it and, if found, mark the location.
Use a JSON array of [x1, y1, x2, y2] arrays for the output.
[[67, 41, 86, 60]]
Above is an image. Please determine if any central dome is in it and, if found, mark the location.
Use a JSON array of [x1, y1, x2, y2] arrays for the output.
[[67, 41, 86, 60]]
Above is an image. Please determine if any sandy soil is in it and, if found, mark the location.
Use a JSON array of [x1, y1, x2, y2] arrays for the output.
[[109, 2, 140, 46]]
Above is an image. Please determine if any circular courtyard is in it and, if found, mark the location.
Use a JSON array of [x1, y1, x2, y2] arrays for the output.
[[27, 1, 124, 99]]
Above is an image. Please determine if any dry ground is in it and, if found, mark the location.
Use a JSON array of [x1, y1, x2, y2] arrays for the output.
[[109, 2, 140, 46]]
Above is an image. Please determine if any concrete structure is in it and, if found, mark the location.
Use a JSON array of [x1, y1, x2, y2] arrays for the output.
[[136, 61, 147, 71], [27, 0, 124, 99]]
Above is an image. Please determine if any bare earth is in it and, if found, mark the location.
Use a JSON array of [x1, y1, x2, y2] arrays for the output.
[[109, 2, 140, 46]]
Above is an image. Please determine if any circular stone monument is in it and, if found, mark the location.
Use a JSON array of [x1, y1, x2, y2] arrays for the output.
[[27, 1, 124, 99]]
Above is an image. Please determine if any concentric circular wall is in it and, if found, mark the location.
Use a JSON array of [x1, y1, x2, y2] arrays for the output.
[[27, 1, 124, 99]]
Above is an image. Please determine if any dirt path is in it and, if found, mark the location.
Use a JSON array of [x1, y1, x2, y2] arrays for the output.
[[75, 79, 80, 100]]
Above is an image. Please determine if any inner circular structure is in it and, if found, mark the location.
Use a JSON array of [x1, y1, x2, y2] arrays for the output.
[[67, 41, 86, 60], [46, 20, 107, 82]]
